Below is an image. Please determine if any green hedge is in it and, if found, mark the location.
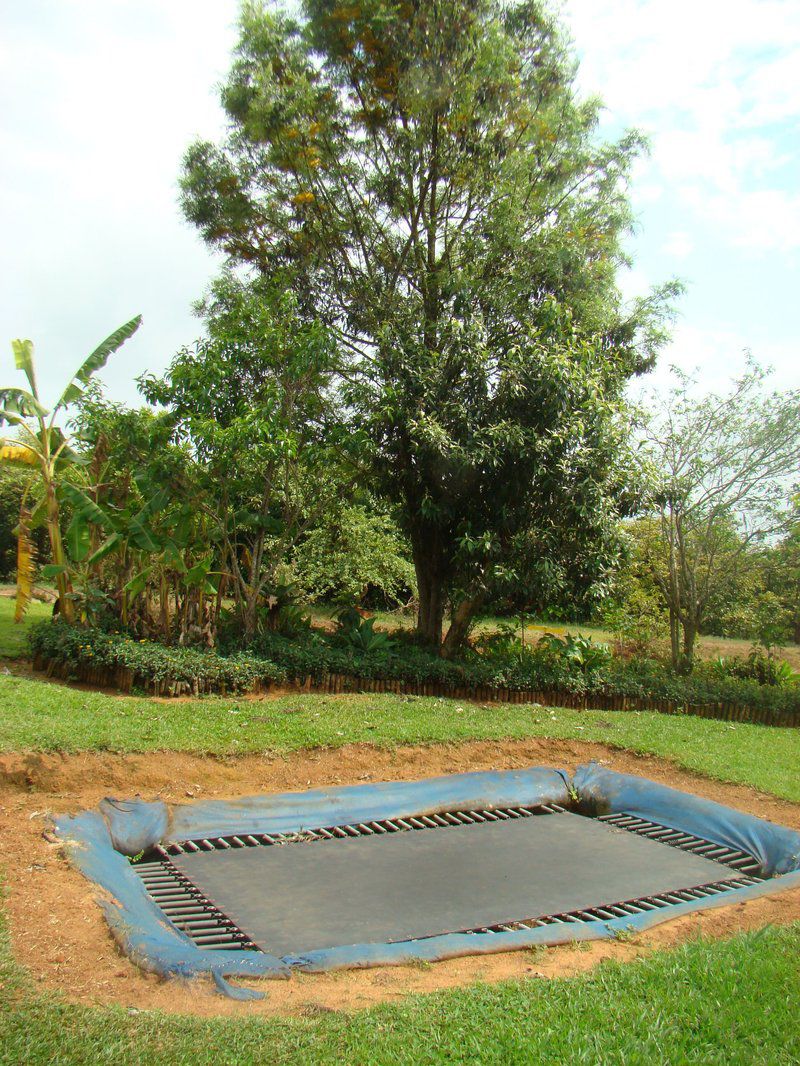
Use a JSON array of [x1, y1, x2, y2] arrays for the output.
[[28, 621, 285, 695], [27, 620, 800, 722], [246, 630, 577, 690]]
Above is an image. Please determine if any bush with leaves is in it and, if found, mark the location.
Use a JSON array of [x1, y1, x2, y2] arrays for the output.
[[28, 620, 285, 693], [537, 632, 613, 678], [292, 503, 415, 608], [333, 607, 397, 654], [708, 649, 799, 689]]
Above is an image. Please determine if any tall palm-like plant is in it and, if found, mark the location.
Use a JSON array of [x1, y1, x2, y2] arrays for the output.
[[0, 317, 142, 621]]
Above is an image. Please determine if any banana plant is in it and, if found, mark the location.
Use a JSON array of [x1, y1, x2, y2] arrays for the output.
[[62, 477, 220, 642], [0, 317, 141, 621]]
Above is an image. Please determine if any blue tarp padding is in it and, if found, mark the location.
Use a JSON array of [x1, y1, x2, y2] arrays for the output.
[[53, 763, 800, 999]]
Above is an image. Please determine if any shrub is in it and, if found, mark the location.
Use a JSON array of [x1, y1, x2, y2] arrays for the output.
[[28, 620, 285, 694], [291, 504, 415, 607], [333, 608, 397, 653], [537, 632, 612, 678], [707, 648, 800, 688]]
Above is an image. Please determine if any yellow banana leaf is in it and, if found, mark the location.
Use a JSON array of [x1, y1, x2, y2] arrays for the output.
[[15, 503, 37, 623], [0, 442, 38, 466]]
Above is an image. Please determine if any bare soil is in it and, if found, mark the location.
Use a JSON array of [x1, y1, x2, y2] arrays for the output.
[[1, 738, 798, 1018]]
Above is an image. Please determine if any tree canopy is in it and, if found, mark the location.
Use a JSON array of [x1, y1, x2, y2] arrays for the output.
[[180, 0, 677, 652], [140, 271, 342, 636]]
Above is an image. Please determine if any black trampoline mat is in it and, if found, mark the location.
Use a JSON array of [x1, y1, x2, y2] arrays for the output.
[[170, 813, 735, 956]]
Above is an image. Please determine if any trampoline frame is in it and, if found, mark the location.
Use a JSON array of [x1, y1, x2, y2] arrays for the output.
[[53, 763, 800, 1000]]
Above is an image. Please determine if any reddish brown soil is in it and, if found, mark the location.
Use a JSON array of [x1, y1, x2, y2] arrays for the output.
[[1, 738, 798, 1018]]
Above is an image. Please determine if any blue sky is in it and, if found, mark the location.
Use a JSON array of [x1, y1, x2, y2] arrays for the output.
[[1, 0, 798, 412]]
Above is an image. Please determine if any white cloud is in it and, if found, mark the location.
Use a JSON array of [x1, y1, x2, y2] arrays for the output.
[[565, 0, 800, 254], [1, 0, 797, 408], [663, 231, 694, 259], [0, 1, 239, 407], [563, 0, 799, 394], [630, 321, 799, 399]]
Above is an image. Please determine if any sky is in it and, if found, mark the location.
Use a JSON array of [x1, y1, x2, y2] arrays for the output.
[[1, 0, 798, 413]]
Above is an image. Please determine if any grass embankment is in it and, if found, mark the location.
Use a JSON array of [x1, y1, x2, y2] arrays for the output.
[[1, 675, 799, 801], [1, 596, 799, 1064]]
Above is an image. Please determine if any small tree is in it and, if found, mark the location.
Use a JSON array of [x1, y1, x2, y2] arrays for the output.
[[638, 362, 800, 671], [762, 499, 800, 645], [0, 318, 141, 621], [140, 273, 340, 638]]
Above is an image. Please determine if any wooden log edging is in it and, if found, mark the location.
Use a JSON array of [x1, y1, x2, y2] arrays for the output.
[[32, 653, 800, 728]]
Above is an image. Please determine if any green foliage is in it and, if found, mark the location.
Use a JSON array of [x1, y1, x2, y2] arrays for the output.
[[292, 503, 415, 606], [709, 648, 799, 688], [334, 608, 397, 653], [53, 405, 221, 641], [764, 502, 800, 644], [599, 518, 670, 654], [638, 362, 800, 671], [139, 271, 342, 637], [0, 465, 47, 578], [28, 618, 800, 719], [1, 317, 142, 621], [27, 620, 284, 693], [247, 582, 313, 638], [537, 632, 612, 677]]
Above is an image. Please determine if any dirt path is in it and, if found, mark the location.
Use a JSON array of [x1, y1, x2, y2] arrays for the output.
[[1, 738, 799, 1018]]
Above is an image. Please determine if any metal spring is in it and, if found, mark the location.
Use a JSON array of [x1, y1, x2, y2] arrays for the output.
[[158, 803, 567, 856], [133, 856, 258, 952], [468, 873, 765, 935], [597, 813, 763, 876]]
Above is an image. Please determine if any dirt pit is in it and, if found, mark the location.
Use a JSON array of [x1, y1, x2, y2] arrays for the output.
[[1, 737, 799, 1018]]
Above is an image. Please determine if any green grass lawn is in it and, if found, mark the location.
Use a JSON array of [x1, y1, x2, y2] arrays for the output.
[[2, 675, 799, 800], [0, 595, 51, 658], [1, 596, 799, 1063]]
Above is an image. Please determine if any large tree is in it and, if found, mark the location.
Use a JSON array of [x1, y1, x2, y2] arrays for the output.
[[764, 502, 800, 646], [181, 0, 675, 650]]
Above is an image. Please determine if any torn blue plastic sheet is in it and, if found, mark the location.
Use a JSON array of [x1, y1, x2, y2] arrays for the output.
[[52, 763, 800, 999]]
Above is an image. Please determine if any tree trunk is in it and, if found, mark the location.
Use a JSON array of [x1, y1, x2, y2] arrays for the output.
[[441, 591, 484, 659], [412, 528, 446, 649], [160, 571, 170, 643], [242, 588, 260, 640], [678, 616, 697, 674], [415, 559, 445, 647], [44, 476, 74, 622], [668, 604, 680, 670]]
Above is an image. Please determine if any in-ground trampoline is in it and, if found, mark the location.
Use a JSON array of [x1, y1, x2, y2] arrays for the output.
[[54, 763, 800, 1000]]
